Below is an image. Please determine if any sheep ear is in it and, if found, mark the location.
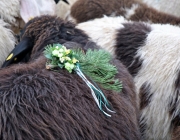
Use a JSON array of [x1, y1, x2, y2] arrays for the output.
[[20, 0, 55, 23], [1, 38, 33, 68]]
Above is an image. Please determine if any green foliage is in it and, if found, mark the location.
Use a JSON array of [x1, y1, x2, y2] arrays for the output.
[[74, 49, 122, 92], [44, 44, 122, 92], [44, 44, 78, 73]]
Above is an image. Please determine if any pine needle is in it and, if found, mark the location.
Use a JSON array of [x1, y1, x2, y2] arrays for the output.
[[74, 49, 123, 92]]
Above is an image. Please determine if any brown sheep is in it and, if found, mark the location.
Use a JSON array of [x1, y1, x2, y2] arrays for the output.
[[69, 0, 180, 25], [0, 15, 141, 140]]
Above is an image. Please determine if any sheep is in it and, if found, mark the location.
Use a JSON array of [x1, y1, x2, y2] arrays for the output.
[[55, 0, 71, 20], [0, 19, 15, 67], [0, 15, 141, 139], [0, 0, 56, 34], [1, 15, 94, 67], [76, 15, 180, 140], [20, 0, 56, 23], [0, 0, 20, 27], [68, 0, 180, 25], [55, 0, 77, 20], [0, 48, 141, 140], [137, 0, 180, 18]]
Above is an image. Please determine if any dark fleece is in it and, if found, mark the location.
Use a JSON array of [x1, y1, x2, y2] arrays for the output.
[[2, 15, 99, 67], [0, 54, 140, 139], [0, 15, 141, 139], [115, 22, 151, 77], [22, 15, 95, 61]]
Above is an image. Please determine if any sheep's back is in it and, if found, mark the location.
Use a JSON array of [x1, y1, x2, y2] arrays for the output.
[[0, 56, 140, 140]]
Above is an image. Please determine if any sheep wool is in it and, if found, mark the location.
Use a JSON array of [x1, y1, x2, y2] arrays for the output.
[[0, 0, 20, 25], [0, 15, 141, 138], [0, 19, 15, 66], [137, 0, 180, 17], [69, 0, 180, 26], [55, 0, 77, 20], [0, 54, 141, 140], [0, 0, 56, 34], [1, 15, 93, 67], [76, 16, 180, 140]]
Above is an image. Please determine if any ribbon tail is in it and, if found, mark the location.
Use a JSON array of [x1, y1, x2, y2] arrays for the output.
[[75, 64, 115, 117]]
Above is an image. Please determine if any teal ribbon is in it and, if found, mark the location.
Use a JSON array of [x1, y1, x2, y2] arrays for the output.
[[75, 63, 115, 117]]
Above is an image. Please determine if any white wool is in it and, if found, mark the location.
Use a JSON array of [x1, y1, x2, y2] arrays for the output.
[[0, 0, 20, 25], [76, 16, 128, 54], [55, 0, 78, 22], [123, 4, 139, 19], [0, 0, 56, 34], [135, 23, 180, 140], [0, 19, 15, 66], [77, 15, 180, 140], [138, 0, 180, 17], [55, 0, 71, 20], [20, 0, 56, 23]]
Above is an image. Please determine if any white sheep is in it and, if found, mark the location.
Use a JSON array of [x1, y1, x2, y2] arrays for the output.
[[0, 0, 56, 34], [0, 19, 15, 66], [76, 16, 180, 140], [55, 0, 77, 20]]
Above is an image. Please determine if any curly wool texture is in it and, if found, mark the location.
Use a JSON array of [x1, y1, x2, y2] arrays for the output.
[[0, 19, 15, 66], [0, 46, 140, 139]]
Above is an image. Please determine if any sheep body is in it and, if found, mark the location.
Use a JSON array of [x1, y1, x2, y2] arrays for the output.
[[76, 16, 128, 55], [69, 0, 180, 25], [0, 16, 141, 139], [76, 16, 180, 140], [0, 0, 56, 34], [55, 0, 77, 20], [0, 19, 15, 66], [137, 0, 180, 17], [0, 55, 140, 140]]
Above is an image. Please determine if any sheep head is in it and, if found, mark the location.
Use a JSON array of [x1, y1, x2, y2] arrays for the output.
[[2, 15, 90, 68]]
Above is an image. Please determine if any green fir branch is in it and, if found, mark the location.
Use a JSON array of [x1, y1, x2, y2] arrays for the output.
[[44, 44, 123, 92], [74, 49, 123, 92]]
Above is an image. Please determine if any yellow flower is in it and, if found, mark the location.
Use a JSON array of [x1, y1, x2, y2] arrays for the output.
[[65, 49, 71, 54], [72, 58, 78, 63]]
